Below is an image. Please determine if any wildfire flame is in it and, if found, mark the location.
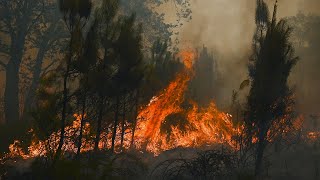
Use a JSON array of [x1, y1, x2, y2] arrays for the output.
[[133, 50, 236, 154], [2, 50, 316, 160]]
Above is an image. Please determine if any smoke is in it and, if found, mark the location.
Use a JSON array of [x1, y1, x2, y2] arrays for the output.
[[1, 0, 319, 115], [274, 0, 320, 17], [173, 0, 320, 109], [178, 0, 255, 107]]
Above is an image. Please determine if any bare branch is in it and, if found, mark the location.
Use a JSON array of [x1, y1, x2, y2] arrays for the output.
[[26, 1, 45, 35], [1, 18, 15, 38], [0, 23, 10, 34], [0, 43, 10, 55], [0, 60, 7, 69], [41, 60, 58, 77]]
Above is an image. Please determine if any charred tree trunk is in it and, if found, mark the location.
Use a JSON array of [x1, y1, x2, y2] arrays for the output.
[[54, 56, 71, 162], [94, 95, 104, 151], [94, 59, 107, 151], [23, 42, 48, 119], [4, 31, 26, 124], [120, 97, 126, 150], [130, 90, 139, 149], [76, 90, 87, 158], [274, 135, 282, 153], [255, 125, 268, 177], [111, 95, 120, 153], [315, 158, 319, 180], [4, 61, 20, 124]]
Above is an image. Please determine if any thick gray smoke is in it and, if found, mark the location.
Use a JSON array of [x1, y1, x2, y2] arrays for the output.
[[171, 0, 320, 111], [178, 0, 255, 107]]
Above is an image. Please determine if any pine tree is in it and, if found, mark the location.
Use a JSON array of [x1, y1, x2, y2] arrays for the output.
[[110, 14, 145, 153], [55, 0, 92, 162], [245, 1, 299, 176], [75, 20, 98, 157], [188, 46, 217, 106]]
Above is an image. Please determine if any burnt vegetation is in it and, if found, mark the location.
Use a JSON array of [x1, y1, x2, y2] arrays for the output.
[[0, 0, 319, 180]]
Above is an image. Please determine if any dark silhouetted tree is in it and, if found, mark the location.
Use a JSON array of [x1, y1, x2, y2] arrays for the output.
[[90, 0, 120, 152], [31, 73, 61, 159], [75, 20, 98, 157], [146, 39, 183, 97], [188, 46, 218, 106], [120, 0, 192, 48], [55, 0, 92, 161], [245, 1, 299, 176], [0, 0, 49, 123], [23, 7, 67, 120], [110, 14, 144, 153]]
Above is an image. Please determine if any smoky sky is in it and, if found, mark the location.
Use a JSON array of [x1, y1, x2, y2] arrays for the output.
[[1, 0, 319, 114], [168, 0, 320, 110]]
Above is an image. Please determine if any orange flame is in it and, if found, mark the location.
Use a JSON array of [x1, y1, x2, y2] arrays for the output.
[[132, 50, 236, 154], [1, 50, 237, 159], [3, 50, 315, 160]]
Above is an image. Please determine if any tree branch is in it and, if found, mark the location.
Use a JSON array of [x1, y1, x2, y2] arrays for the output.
[[0, 60, 7, 69], [1, 18, 15, 38], [26, 8, 44, 35], [41, 60, 58, 77], [0, 43, 10, 55], [0, 25, 10, 34]]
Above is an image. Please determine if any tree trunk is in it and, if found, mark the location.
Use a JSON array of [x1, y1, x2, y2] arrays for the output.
[[120, 97, 126, 150], [130, 90, 139, 149], [111, 95, 120, 153], [315, 158, 319, 180], [23, 18, 60, 119], [274, 136, 281, 153], [4, 61, 20, 124], [255, 126, 267, 177], [23, 42, 47, 119], [94, 95, 104, 151], [76, 90, 87, 158], [54, 59, 70, 162], [4, 31, 26, 124]]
